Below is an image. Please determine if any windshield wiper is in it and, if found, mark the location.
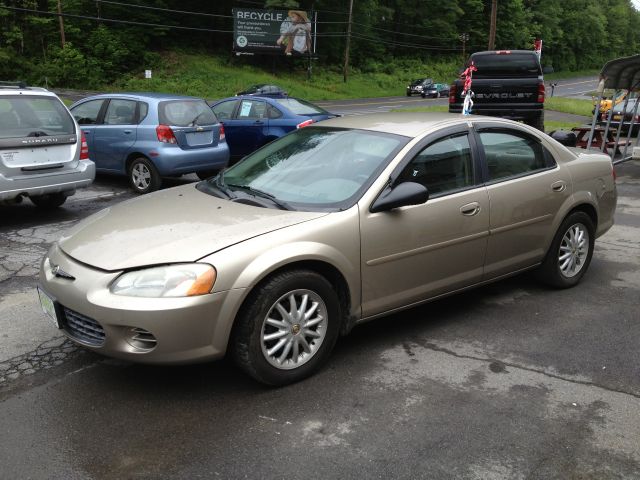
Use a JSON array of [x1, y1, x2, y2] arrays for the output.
[[226, 183, 293, 210], [27, 131, 49, 137], [188, 111, 207, 127], [212, 170, 235, 199]]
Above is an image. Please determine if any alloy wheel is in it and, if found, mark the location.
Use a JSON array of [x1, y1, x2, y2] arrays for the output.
[[260, 289, 327, 370], [558, 223, 590, 278]]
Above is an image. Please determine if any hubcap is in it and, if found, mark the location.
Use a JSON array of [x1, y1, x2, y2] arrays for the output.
[[132, 163, 151, 190], [260, 289, 327, 370], [558, 223, 589, 278]]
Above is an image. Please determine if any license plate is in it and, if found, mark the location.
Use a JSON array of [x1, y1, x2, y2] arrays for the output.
[[613, 115, 621, 121], [37, 287, 61, 329]]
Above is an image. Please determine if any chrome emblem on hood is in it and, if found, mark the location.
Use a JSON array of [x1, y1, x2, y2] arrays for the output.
[[51, 264, 75, 280]]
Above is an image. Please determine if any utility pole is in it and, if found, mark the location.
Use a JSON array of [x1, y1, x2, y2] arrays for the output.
[[459, 32, 469, 62], [57, 0, 66, 48], [488, 0, 497, 50], [343, 0, 354, 83]]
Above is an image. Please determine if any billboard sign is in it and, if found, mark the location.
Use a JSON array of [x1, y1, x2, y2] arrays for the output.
[[233, 8, 315, 56]]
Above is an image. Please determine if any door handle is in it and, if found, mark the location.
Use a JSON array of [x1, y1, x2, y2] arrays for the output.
[[123, 130, 132, 134], [551, 180, 566, 192], [83, 130, 91, 134], [460, 202, 481, 216]]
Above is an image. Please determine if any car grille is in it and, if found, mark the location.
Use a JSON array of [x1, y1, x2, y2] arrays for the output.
[[62, 307, 106, 346]]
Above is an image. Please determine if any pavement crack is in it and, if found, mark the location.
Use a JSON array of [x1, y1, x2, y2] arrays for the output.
[[420, 341, 640, 400]]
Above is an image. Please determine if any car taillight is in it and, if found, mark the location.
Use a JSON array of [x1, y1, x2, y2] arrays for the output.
[[537, 82, 545, 103], [297, 119, 313, 129], [219, 123, 225, 141], [156, 124, 177, 144], [449, 84, 456, 104], [80, 132, 90, 160], [496, 50, 512, 54]]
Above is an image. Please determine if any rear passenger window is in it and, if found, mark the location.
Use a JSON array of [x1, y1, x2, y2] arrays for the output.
[[237, 100, 267, 119], [398, 133, 474, 196], [479, 131, 548, 181], [103, 99, 136, 125]]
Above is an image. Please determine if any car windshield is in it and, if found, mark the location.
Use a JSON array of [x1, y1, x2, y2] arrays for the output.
[[199, 127, 407, 211], [411, 79, 426, 85], [275, 98, 328, 116], [158, 99, 218, 126], [0, 95, 75, 139]]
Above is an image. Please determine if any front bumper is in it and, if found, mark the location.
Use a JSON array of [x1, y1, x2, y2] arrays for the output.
[[38, 244, 246, 364]]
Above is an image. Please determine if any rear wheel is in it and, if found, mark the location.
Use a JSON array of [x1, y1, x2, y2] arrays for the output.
[[232, 269, 341, 386], [128, 157, 161, 194], [30, 192, 67, 209], [536, 211, 595, 288], [528, 112, 545, 131]]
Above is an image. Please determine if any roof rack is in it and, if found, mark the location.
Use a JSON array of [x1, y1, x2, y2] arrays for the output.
[[0, 81, 29, 89]]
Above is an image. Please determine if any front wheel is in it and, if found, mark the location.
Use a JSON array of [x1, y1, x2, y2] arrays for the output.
[[536, 212, 595, 288], [128, 157, 161, 194], [232, 269, 341, 386]]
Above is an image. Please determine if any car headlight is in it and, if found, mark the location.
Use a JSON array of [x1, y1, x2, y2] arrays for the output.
[[110, 264, 216, 298]]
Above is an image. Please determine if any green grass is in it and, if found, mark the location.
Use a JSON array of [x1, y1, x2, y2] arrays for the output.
[[112, 52, 460, 101], [545, 97, 593, 117]]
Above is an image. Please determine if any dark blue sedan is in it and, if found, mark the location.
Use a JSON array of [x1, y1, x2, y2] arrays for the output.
[[210, 96, 337, 160]]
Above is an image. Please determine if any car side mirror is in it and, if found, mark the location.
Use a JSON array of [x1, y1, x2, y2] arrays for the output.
[[370, 181, 429, 213]]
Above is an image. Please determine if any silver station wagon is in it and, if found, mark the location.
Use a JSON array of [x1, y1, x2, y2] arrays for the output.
[[0, 83, 95, 208], [38, 113, 617, 385]]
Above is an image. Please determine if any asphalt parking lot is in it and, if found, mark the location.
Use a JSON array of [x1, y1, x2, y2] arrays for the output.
[[1, 136, 639, 477]]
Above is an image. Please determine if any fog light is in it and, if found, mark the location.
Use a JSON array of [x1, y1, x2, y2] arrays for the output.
[[126, 327, 157, 351]]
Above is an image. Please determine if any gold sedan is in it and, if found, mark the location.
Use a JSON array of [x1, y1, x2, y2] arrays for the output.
[[38, 113, 617, 385]]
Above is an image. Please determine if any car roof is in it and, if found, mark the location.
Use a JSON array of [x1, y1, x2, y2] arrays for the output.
[[76, 92, 204, 102], [0, 87, 57, 96], [311, 112, 514, 137]]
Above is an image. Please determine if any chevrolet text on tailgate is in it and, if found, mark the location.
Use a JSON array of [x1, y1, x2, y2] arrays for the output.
[[449, 50, 545, 131]]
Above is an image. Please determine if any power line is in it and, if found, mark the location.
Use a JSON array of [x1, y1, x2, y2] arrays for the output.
[[95, 0, 233, 18], [0, 5, 233, 33]]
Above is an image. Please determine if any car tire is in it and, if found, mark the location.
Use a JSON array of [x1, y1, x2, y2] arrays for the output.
[[232, 269, 341, 386], [128, 157, 161, 194], [536, 211, 595, 288], [421, 93, 426, 99], [29, 192, 67, 209], [196, 169, 220, 181], [406, 92, 411, 97]]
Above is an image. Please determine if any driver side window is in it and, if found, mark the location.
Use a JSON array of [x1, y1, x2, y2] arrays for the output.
[[398, 133, 474, 196]]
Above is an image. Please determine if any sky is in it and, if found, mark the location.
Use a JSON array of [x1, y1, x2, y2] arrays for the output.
[[633, 0, 640, 10]]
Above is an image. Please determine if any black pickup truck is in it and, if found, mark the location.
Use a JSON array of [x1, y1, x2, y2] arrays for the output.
[[448, 50, 545, 130]]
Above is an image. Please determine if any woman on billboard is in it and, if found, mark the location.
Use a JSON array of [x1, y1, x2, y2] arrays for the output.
[[276, 10, 311, 55]]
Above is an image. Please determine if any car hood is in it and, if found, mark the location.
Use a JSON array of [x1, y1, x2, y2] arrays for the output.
[[58, 184, 327, 271]]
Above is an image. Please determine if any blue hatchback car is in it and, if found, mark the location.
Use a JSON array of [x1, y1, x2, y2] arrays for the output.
[[70, 93, 229, 193], [210, 96, 336, 160]]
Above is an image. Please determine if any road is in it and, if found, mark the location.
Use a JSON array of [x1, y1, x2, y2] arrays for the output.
[[3, 80, 640, 479]]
